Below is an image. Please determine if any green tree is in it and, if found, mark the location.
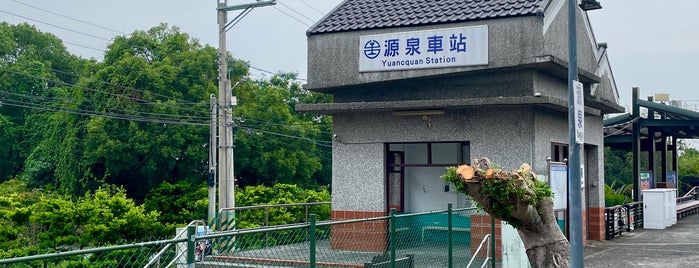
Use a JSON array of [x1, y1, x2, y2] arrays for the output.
[[234, 73, 332, 187], [679, 148, 699, 178], [0, 23, 85, 184], [0, 180, 167, 252], [143, 180, 208, 225], [604, 184, 628, 206], [235, 183, 330, 228], [12, 24, 226, 200]]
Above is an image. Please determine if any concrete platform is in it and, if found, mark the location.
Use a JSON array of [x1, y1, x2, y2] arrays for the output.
[[584, 213, 699, 267]]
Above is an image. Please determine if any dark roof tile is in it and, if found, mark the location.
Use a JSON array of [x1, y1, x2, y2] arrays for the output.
[[309, 0, 547, 34]]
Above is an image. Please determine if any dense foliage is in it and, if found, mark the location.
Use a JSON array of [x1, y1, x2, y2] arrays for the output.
[[0, 179, 330, 256], [0, 22, 331, 196], [235, 184, 331, 228], [0, 180, 167, 252], [0, 22, 332, 253]]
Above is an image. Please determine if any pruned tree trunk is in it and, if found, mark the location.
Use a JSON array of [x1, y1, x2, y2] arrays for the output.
[[444, 157, 570, 268]]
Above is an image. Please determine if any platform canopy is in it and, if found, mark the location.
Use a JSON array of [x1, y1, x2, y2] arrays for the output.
[[604, 88, 699, 200]]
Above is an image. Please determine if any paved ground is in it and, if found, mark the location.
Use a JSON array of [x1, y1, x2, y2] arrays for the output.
[[584, 213, 699, 267]]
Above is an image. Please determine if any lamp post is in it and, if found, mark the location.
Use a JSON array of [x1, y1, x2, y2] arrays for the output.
[[568, 1, 601, 267]]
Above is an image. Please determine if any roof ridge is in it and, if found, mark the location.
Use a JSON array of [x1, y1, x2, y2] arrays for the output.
[[308, 0, 548, 35]]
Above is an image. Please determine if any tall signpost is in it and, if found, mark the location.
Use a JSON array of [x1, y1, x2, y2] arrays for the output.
[[568, 0, 583, 267], [215, 0, 276, 252], [568, 1, 602, 266]]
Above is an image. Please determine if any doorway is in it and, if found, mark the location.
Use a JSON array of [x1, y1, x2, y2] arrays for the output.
[[386, 142, 471, 212]]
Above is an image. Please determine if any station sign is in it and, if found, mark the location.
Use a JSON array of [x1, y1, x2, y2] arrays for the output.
[[574, 80, 584, 144], [359, 25, 488, 72]]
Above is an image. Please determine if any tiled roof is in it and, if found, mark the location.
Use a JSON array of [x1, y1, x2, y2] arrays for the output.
[[308, 0, 548, 34]]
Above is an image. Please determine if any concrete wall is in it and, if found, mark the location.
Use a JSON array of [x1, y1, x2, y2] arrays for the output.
[[331, 106, 538, 212], [542, 0, 599, 74], [332, 70, 537, 103], [307, 16, 544, 90]]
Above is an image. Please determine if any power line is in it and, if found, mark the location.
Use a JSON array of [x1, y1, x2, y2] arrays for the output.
[[3, 3, 306, 85], [248, 65, 307, 81], [272, 6, 312, 27], [237, 126, 331, 147], [0, 90, 210, 121], [6, 0, 125, 35], [8, 61, 205, 105], [0, 96, 210, 126], [277, 1, 316, 25], [62, 40, 106, 53], [0, 93, 333, 147], [296, 0, 326, 16], [237, 117, 331, 134], [0, 67, 209, 115], [0, 9, 111, 42]]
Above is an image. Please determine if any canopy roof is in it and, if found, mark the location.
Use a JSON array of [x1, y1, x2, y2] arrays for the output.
[[604, 98, 699, 150], [604, 88, 699, 200]]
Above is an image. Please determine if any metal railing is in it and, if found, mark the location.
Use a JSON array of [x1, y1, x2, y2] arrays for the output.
[[143, 220, 207, 268], [605, 201, 643, 240], [0, 204, 493, 268], [467, 234, 491, 268], [218, 201, 331, 229], [605, 190, 699, 240], [682, 186, 699, 198]]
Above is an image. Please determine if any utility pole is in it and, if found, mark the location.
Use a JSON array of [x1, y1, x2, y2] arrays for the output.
[[208, 94, 217, 228], [214, 0, 276, 243]]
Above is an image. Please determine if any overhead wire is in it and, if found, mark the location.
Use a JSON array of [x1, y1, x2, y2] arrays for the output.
[[237, 117, 332, 134], [3, 1, 306, 86], [61, 40, 106, 53], [276, 1, 316, 25], [0, 96, 210, 126], [296, 0, 326, 16], [13, 61, 203, 105], [0, 67, 210, 116], [0, 90, 210, 122], [237, 126, 331, 148], [0, 9, 111, 42], [272, 6, 312, 27], [1, 93, 334, 147], [248, 65, 307, 81], [0, 2, 332, 147], [6, 0, 125, 35]]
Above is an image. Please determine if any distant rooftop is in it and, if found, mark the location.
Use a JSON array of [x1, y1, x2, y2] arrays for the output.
[[308, 0, 548, 35]]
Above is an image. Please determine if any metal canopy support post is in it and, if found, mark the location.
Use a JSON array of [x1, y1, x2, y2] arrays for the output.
[[672, 136, 679, 175], [632, 87, 641, 201], [567, 0, 583, 266], [661, 132, 668, 183], [648, 128, 656, 181]]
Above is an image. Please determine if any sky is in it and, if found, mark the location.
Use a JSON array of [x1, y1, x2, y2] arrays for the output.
[[1, 0, 698, 112]]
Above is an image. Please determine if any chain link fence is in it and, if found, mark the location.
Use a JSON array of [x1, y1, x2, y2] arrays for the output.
[[0, 205, 495, 267]]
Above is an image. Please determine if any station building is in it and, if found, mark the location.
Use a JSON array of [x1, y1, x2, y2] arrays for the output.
[[297, 0, 622, 255]]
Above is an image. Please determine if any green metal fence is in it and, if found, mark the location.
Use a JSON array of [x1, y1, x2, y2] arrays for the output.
[[0, 204, 495, 267]]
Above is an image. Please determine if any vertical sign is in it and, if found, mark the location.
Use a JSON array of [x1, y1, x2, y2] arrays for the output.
[[359, 25, 488, 72], [573, 80, 584, 144]]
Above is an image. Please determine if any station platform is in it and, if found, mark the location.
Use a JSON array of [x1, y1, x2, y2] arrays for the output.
[[584, 213, 699, 267]]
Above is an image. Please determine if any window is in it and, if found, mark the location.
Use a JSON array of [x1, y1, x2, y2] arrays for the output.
[[388, 142, 469, 166], [552, 143, 569, 162]]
